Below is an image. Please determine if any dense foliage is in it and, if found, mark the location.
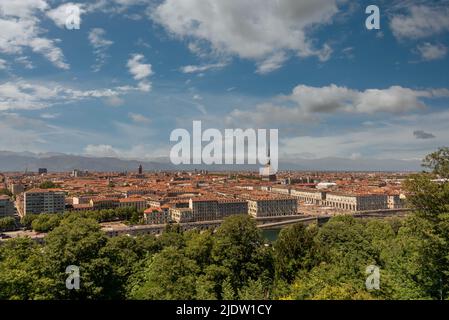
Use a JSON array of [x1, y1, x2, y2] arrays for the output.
[[0, 148, 448, 300], [20, 207, 144, 233]]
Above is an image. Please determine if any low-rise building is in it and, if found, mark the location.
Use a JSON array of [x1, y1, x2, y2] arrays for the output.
[[323, 193, 388, 211], [119, 198, 147, 211], [90, 198, 119, 210], [246, 195, 297, 218], [144, 207, 171, 225], [170, 207, 194, 223]]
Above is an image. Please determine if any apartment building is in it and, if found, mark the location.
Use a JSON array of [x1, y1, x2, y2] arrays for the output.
[[90, 198, 119, 210], [118, 198, 147, 211], [0, 195, 15, 217], [387, 195, 405, 209], [23, 189, 65, 215], [323, 193, 388, 211], [170, 207, 194, 223], [246, 196, 298, 218], [188, 198, 248, 222], [144, 207, 171, 225], [290, 188, 326, 205]]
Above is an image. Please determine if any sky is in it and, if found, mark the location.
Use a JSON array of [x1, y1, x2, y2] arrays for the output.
[[0, 0, 449, 162]]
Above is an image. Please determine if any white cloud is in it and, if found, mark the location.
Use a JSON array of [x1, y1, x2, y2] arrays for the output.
[[15, 56, 34, 69], [0, 58, 6, 69], [416, 43, 448, 61], [88, 28, 114, 72], [46, 2, 86, 28], [280, 109, 449, 160], [151, 0, 340, 73], [40, 113, 60, 119], [226, 84, 449, 127], [83, 143, 167, 160], [0, 80, 142, 111], [256, 52, 288, 74], [127, 53, 152, 80], [180, 62, 227, 74], [390, 5, 449, 39], [127, 54, 153, 92], [0, 0, 69, 69], [128, 112, 151, 123]]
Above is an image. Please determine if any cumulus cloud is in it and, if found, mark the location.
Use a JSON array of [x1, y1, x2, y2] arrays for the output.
[[416, 43, 448, 61], [390, 5, 449, 39], [413, 130, 435, 140], [88, 28, 114, 72], [127, 53, 153, 91], [151, 0, 340, 73], [46, 2, 86, 28], [0, 0, 69, 69], [226, 84, 449, 127]]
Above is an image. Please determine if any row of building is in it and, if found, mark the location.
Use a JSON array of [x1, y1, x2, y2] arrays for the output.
[[270, 186, 404, 211]]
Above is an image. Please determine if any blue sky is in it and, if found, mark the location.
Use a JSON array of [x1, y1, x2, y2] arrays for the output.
[[0, 0, 449, 161]]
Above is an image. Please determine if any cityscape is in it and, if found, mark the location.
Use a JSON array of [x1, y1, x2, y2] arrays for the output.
[[1, 165, 410, 242], [0, 0, 449, 307]]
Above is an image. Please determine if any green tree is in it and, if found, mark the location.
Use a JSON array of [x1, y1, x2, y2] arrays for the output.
[[38, 181, 59, 189], [41, 216, 113, 299], [128, 246, 199, 300], [211, 215, 267, 293], [31, 214, 62, 232], [273, 223, 317, 282], [0, 216, 16, 231], [422, 147, 449, 178]]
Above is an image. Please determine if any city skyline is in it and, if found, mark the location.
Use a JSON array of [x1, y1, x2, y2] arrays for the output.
[[1, 0, 449, 164]]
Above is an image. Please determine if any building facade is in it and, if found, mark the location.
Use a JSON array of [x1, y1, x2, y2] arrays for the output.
[[247, 196, 297, 218], [23, 189, 65, 215], [0, 195, 15, 217]]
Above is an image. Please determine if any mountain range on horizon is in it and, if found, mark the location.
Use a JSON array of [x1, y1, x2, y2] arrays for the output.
[[0, 151, 423, 173]]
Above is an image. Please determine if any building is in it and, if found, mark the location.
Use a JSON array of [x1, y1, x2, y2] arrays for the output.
[[291, 188, 326, 205], [0, 195, 15, 217], [188, 198, 248, 222], [246, 195, 297, 218], [38, 168, 48, 175], [323, 193, 388, 211], [138, 164, 143, 175], [90, 198, 119, 210], [9, 183, 24, 195], [23, 189, 65, 215], [387, 195, 405, 209], [144, 207, 171, 225], [72, 169, 89, 178], [118, 198, 147, 211], [170, 207, 194, 223]]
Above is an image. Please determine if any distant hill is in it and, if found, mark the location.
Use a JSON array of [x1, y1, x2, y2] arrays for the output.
[[0, 151, 422, 172], [0, 151, 171, 172]]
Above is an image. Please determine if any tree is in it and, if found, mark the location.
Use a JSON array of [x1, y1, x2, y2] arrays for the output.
[[31, 214, 62, 232], [0, 216, 16, 231], [41, 216, 113, 299], [0, 188, 13, 197], [38, 181, 59, 189], [422, 147, 449, 178], [211, 215, 267, 293], [128, 246, 199, 300], [273, 223, 317, 282]]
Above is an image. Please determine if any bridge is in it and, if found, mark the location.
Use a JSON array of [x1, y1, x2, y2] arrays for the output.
[[256, 209, 411, 230]]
